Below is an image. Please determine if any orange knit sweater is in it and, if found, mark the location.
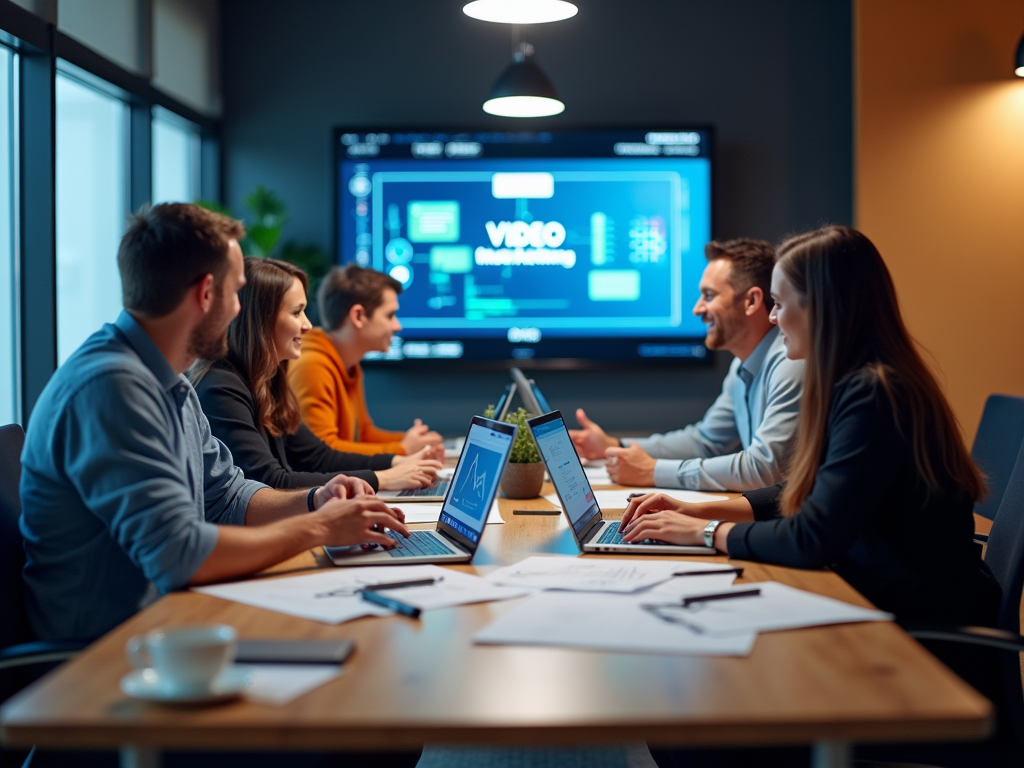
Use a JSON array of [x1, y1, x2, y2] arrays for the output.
[[287, 328, 406, 455]]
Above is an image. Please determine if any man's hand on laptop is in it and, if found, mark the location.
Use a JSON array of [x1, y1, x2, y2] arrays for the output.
[[314, 474, 376, 509], [313, 497, 410, 549], [402, 418, 444, 455], [569, 408, 620, 459], [605, 443, 657, 487], [376, 450, 443, 490]]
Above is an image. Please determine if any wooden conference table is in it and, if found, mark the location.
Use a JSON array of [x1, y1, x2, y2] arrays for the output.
[[0, 485, 994, 768]]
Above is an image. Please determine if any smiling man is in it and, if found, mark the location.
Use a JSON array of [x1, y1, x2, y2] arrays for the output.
[[570, 238, 804, 492], [288, 264, 443, 457]]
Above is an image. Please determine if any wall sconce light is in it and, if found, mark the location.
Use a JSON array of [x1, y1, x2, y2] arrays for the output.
[[1016, 32, 1024, 77]]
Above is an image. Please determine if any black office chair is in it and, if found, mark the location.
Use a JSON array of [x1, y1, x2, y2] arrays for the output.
[[0, 424, 87, 768], [971, 394, 1024, 521], [857, 438, 1024, 767]]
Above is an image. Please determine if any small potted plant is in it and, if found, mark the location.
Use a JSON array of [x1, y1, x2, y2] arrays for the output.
[[494, 407, 545, 499]]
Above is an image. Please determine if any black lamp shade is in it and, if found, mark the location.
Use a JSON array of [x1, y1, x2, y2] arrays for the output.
[[488, 57, 559, 101], [1016, 32, 1024, 76]]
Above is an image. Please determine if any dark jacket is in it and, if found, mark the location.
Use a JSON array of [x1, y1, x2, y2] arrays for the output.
[[729, 368, 1000, 628], [194, 360, 394, 491]]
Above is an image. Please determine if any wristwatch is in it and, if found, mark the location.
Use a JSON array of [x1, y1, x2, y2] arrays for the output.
[[703, 519, 725, 549]]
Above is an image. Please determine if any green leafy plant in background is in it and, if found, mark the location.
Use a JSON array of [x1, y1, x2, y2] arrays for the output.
[[503, 407, 540, 464], [196, 186, 332, 289]]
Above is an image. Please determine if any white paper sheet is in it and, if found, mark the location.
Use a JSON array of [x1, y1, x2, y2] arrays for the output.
[[583, 465, 612, 484], [473, 592, 755, 656], [485, 556, 684, 593], [384, 501, 504, 525], [649, 581, 892, 636], [195, 565, 523, 623], [544, 489, 728, 510], [373, 568, 528, 610], [239, 663, 342, 705]]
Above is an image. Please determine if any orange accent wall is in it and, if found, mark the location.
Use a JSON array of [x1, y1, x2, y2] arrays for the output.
[[856, 0, 1024, 437]]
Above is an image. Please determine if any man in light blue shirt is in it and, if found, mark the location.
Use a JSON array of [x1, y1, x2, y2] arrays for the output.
[[20, 204, 408, 641], [570, 238, 804, 492]]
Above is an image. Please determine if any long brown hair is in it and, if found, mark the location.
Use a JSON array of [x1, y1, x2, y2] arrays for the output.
[[778, 226, 983, 515], [227, 257, 309, 437]]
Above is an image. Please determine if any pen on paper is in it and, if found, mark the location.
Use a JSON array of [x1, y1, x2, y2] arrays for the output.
[[672, 567, 745, 579], [360, 589, 422, 618], [682, 588, 762, 607], [314, 577, 442, 599]]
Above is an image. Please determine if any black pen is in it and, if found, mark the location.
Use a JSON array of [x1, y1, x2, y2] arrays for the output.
[[682, 588, 761, 607], [314, 577, 441, 599], [361, 588, 422, 618], [672, 567, 745, 578], [512, 509, 561, 515]]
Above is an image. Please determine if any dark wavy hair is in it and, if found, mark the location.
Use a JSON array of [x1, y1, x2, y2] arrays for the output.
[[192, 257, 309, 437], [776, 226, 983, 515]]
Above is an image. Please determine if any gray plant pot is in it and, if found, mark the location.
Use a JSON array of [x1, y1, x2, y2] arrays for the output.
[[501, 461, 545, 500]]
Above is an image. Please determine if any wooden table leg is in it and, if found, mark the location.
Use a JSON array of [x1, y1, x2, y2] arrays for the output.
[[120, 745, 160, 768], [811, 740, 851, 768]]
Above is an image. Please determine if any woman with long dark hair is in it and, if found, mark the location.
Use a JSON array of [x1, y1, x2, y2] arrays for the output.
[[191, 257, 441, 492], [621, 225, 998, 629]]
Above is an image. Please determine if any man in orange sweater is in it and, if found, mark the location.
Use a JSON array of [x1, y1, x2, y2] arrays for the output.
[[288, 264, 443, 457]]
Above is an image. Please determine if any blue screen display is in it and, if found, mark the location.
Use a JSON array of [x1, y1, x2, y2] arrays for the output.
[[336, 129, 713, 364]]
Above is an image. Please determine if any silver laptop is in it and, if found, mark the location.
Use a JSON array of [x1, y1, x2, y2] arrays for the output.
[[527, 410, 715, 556], [510, 367, 551, 416], [325, 416, 517, 566], [441, 382, 517, 460]]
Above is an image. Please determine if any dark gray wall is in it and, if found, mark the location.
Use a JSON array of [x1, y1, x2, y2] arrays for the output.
[[220, 0, 852, 435]]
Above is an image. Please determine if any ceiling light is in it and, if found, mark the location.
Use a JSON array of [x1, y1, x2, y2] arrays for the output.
[[483, 43, 565, 118], [463, 0, 578, 24], [1016, 32, 1024, 77]]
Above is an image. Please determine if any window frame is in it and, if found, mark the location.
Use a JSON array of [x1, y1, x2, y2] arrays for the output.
[[0, 0, 221, 425]]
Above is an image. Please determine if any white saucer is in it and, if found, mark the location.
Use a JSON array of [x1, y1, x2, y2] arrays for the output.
[[120, 667, 251, 704]]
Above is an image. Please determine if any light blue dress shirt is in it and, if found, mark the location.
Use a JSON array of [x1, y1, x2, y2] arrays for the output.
[[629, 327, 804, 491], [20, 311, 266, 641]]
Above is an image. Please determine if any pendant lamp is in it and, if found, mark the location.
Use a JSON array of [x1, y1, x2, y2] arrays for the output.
[[483, 42, 565, 118], [1016, 32, 1024, 77], [463, 0, 578, 25]]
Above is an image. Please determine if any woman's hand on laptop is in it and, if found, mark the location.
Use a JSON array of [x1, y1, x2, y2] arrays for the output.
[[619, 493, 687, 529], [315, 474, 376, 509], [376, 454, 443, 490], [620, 510, 725, 549], [313, 498, 410, 548], [393, 444, 445, 464]]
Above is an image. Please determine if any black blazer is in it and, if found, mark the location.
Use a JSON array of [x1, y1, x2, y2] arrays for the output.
[[194, 360, 394, 491], [729, 368, 1000, 628]]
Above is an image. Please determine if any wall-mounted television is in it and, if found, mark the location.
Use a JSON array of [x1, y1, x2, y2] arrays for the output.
[[335, 127, 713, 368]]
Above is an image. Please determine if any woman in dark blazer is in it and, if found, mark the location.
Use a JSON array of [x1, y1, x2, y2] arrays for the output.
[[620, 227, 999, 700], [191, 257, 440, 493]]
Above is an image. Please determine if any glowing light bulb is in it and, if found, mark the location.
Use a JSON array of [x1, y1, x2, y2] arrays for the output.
[[463, 0, 578, 24]]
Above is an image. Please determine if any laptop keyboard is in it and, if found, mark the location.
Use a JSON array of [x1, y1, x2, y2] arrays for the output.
[[393, 480, 451, 498], [385, 530, 459, 558], [596, 524, 660, 546]]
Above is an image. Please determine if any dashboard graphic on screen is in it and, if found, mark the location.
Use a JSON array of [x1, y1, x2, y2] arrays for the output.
[[336, 128, 713, 365]]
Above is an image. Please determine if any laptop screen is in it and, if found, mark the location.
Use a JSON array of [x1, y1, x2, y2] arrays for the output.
[[530, 413, 601, 537], [438, 419, 515, 546]]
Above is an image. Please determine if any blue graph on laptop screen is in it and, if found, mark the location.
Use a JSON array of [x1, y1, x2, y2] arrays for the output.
[[440, 423, 512, 543], [532, 417, 600, 534]]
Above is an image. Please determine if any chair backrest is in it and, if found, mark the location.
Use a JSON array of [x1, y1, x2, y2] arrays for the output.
[[0, 423, 30, 650], [983, 436, 1024, 745], [971, 394, 1024, 520]]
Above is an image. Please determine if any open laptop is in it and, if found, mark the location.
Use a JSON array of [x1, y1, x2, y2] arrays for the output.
[[442, 382, 517, 459], [325, 415, 517, 566], [510, 367, 551, 416], [527, 410, 716, 556]]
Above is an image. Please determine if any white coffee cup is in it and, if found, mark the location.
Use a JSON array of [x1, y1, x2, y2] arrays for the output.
[[126, 625, 237, 696]]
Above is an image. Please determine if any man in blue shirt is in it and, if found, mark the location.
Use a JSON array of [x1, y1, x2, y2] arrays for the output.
[[20, 203, 409, 641], [570, 239, 804, 492]]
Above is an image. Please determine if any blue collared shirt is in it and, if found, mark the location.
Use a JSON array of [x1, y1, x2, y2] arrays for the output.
[[629, 327, 804, 491], [20, 311, 266, 640]]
